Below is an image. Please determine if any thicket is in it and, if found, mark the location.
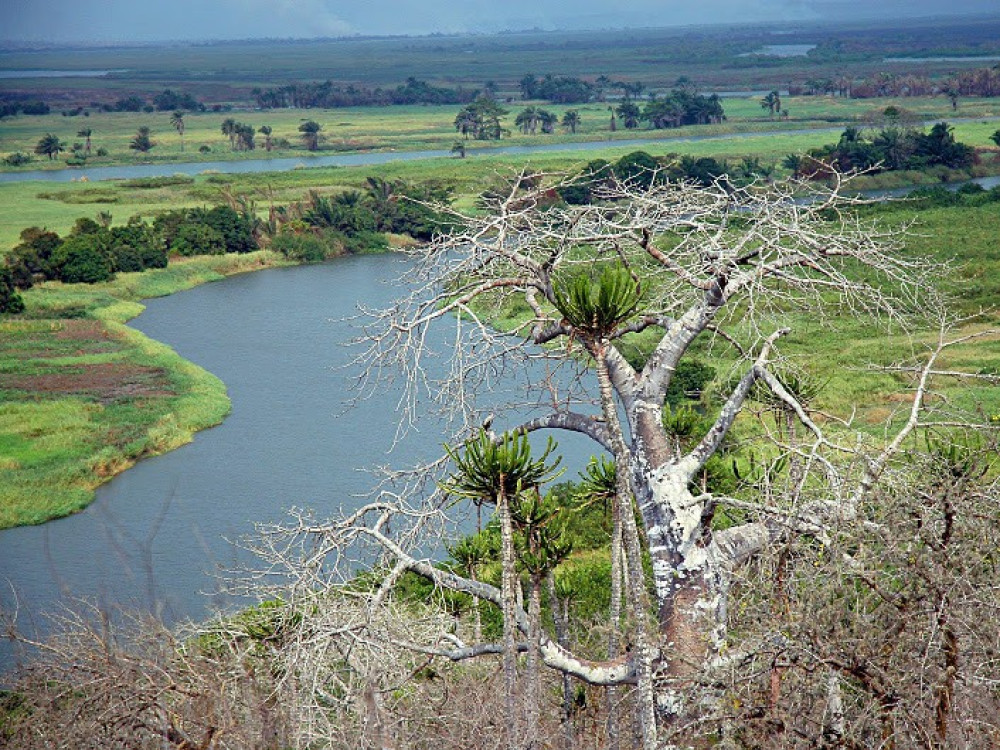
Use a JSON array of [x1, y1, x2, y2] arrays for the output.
[[0, 177, 453, 311], [788, 121, 976, 176], [252, 77, 478, 109], [2, 205, 253, 294]]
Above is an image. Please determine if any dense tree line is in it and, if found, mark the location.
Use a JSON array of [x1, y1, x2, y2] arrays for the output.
[[252, 77, 478, 109], [0, 178, 453, 313], [518, 73, 595, 104], [0, 98, 50, 118], [641, 89, 724, 128], [787, 65, 1000, 100], [1, 205, 256, 301], [787, 121, 976, 176]]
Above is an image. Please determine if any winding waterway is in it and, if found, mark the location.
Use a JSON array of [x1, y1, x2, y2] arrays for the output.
[[0, 126, 853, 183], [0, 255, 596, 675]]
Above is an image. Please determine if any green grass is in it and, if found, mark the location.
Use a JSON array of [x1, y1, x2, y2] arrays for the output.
[[4, 95, 998, 175], [0, 251, 291, 529]]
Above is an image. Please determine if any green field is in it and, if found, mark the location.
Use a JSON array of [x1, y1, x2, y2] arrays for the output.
[[3, 96, 1000, 175]]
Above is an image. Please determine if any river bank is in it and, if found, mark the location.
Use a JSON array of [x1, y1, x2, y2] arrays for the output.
[[0, 251, 293, 529]]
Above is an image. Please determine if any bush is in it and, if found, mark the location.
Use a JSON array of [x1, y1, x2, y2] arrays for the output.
[[120, 175, 193, 189], [0, 268, 25, 314], [197, 205, 257, 254], [341, 230, 389, 254], [5, 227, 63, 288], [21, 101, 50, 115], [50, 235, 114, 284], [4, 152, 33, 166], [270, 231, 329, 262], [170, 223, 226, 256], [110, 244, 144, 272]]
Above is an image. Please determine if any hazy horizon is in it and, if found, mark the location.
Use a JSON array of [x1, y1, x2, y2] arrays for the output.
[[2, 1, 999, 46]]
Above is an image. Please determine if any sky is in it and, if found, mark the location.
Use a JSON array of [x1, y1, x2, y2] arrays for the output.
[[1, 0, 998, 44]]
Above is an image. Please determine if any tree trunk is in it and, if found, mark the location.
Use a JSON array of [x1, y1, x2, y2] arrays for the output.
[[595, 346, 658, 750], [546, 573, 575, 750], [606, 497, 624, 750], [499, 491, 519, 749], [526, 574, 542, 750]]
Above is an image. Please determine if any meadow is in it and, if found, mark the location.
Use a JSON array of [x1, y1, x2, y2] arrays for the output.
[[3, 95, 1000, 176]]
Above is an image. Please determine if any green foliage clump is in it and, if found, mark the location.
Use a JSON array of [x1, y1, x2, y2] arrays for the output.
[[120, 175, 195, 189], [552, 264, 643, 336], [51, 234, 114, 284], [3, 152, 33, 166], [0, 268, 25, 314], [171, 223, 226, 257], [270, 231, 329, 262]]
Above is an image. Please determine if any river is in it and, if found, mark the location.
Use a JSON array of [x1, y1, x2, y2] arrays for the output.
[[0, 254, 597, 675], [2, 117, 998, 184], [0, 127, 853, 183]]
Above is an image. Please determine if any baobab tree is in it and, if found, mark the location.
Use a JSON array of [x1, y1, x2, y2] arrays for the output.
[[241, 170, 997, 748]]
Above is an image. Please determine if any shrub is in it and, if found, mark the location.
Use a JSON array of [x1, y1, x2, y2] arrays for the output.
[[341, 230, 389, 254], [4, 152, 33, 166], [0, 268, 25, 314], [50, 235, 114, 284], [270, 231, 329, 262], [170, 223, 225, 256], [110, 244, 144, 272]]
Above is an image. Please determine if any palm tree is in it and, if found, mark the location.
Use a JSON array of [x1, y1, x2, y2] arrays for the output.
[[615, 101, 641, 130], [170, 111, 185, 151], [34, 133, 64, 160], [538, 110, 558, 134], [220, 118, 237, 150], [761, 90, 781, 118], [298, 120, 321, 151], [515, 106, 539, 134], [259, 125, 273, 152], [561, 109, 581, 134], [442, 430, 562, 749], [76, 127, 92, 155]]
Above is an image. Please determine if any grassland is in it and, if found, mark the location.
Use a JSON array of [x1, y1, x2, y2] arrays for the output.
[[3, 96, 1000, 175], [3, 95, 1000, 251], [0, 252, 291, 529]]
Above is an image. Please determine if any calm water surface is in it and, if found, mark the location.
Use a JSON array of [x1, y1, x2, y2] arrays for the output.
[[0, 255, 595, 675]]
